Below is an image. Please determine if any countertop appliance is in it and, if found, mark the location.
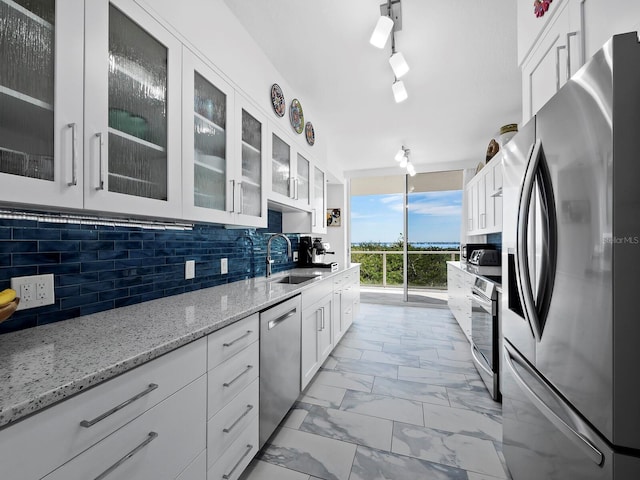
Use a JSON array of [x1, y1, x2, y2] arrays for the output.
[[469, 249, 501, 266], [470, 274, 500, 401], [461, 243, 496, 262], [501, 33, 640, 480], [299, 235, 336, 268], [259, 295, 301, 448]]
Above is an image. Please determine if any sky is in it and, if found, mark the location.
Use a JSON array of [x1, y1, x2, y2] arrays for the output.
[[351, 190, 462, 244]]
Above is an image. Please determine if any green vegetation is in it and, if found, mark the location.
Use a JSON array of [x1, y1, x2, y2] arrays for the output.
[[351, 239, 459, 289]]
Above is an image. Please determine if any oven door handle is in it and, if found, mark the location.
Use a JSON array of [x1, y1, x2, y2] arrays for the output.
[[471, 343, 493, 377], [471, 290, 493, 313]]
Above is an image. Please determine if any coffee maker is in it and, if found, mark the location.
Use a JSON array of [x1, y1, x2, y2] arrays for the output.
[[299, 236, 337, 269]]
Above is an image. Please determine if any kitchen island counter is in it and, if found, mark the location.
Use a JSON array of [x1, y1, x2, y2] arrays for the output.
[[0, 264, 360, 429]]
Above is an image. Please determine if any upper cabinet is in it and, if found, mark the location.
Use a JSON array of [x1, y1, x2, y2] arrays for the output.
[[312, 165, 326, 234], [466, 157, 502, 236], [84, 0, 182, 218], [0, 0, 84, 209]]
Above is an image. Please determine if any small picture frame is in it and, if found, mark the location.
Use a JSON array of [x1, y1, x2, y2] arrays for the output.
[[327, 208, 341, 227]]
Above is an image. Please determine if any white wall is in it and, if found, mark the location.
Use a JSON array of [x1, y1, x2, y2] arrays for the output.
[[136, 0, 332, 174], [324, 183, 347, 267]]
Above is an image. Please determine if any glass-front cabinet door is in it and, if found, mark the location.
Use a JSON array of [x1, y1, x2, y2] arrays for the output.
[[181, 47, 234, 224], [312, 165, 326, 234], [84, 0, 182, 218], [270, 131, 292, 201], [296, 153, 310, 207], [235, 94, 267, 228], [0, 0, 84, 208]]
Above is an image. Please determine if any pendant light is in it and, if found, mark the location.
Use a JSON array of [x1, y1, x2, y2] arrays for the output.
[[392, 79, 408, 103], [369, 15, 394, 48], [389, 51, 409, 78]]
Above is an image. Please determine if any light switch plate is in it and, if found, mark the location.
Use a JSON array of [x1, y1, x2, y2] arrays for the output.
[[220, 258, 228, 275], [185, 260, 195, 279]]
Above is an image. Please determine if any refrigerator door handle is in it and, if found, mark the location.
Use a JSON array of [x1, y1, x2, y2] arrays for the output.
[[503, 343, 604, 466], [515, 140, 543, 341]]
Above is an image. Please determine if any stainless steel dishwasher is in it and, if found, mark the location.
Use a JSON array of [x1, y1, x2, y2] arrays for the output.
[[259, 294, 301, 448]]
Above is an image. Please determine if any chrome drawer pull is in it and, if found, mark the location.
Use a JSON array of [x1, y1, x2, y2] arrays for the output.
[[223, 404, 254, 433], [223, 365, 253, 387], [222, 444, 253, 479], [268, 309, 296, 330], [67, 123, 78, 186], [223, 330, 253, 347], [80, 383, 158, 428], [94, 432, 158, 480]]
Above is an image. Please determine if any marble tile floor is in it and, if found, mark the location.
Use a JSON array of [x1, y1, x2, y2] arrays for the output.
[[240, 303, 510, 480]]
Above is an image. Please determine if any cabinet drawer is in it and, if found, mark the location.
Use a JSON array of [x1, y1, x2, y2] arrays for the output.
[[207, 314, 259, 371], [302, 278, 333, 310], [208, 341, 259, 418], [207, 378, 259, 469], [43, 375, 207, 480], [207, 416, 258, 480], [0, 337, 206, 480]]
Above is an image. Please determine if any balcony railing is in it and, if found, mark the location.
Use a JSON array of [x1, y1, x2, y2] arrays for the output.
[[350, 250, 460, 289]]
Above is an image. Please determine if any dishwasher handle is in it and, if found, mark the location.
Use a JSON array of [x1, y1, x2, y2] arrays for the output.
[[268, 308, 297, 330]]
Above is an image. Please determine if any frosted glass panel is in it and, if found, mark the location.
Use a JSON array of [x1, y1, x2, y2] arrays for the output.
[[297, 153, 309, 203], [0, 0, 55, 181], [314, 166, 324, 212], [193, 72, 227, 210], [272, 133, 290, 197], [108, 5, 167, 200], [241, 109, 261, 217]]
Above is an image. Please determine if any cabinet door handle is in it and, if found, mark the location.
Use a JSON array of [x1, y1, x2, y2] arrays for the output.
[[95, 132, 105, 190], [222, 444, 253, 479], [317, 309, 322, 332], [80, 383, 158, 428], [566, 31, 579, 80], [222, 404, 254, 433], [67, 123, 78, 187], [555, 44, 567, 91], [268, 309, 296, 330], [230, 180, 236, 213], [223, 330, 253, 347], [94, 432, 158, 480], [223, 365, 253, 387], [321, 307, 325, 330]]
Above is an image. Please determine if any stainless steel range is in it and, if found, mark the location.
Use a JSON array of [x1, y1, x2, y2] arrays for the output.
[[470, 275, 500, 401]]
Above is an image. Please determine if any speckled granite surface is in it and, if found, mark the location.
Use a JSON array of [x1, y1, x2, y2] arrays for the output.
[[0, 265, 359, 429]]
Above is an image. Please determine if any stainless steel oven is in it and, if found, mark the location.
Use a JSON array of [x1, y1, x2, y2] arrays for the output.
[[470, 275, 500, 401]]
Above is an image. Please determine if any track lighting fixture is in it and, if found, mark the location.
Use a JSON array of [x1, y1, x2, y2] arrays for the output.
[[370, 1, 409, 103], [395, 146, 415, 175]]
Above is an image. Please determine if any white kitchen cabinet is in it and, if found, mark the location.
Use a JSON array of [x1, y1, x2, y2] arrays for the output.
[[43, 375, 207, 480], [447, 263, 473, 341], [84, 0, 183, 219], [0, 337, 206, 480], [465, 158, 503, 236], [332, 268, 360, 345], [0, 0, 84, 209], [311, 164, 327, 234], [301, 285, 333, 390], [520, 0, 585, 122]]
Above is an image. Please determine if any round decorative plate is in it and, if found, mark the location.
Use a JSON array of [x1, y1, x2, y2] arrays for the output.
[[305, 122, 315, 146], [271, 84, 285, 117], [289, 98, 304, 134]]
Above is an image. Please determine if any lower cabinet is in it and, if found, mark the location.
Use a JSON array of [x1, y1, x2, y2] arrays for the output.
[[332, 268, 360, 345], [301, 291, 333, 390], [447, 263, 473, 341], [43, 376, 207, 480]]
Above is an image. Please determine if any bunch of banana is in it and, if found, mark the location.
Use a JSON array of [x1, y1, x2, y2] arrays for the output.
[[0, 288, 17, 307]]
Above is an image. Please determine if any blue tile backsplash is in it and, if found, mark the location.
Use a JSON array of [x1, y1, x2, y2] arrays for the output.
[[0, 210, 298, 334]]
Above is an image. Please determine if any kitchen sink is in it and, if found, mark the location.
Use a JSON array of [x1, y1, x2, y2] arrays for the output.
[[272, 275, 319, 285]]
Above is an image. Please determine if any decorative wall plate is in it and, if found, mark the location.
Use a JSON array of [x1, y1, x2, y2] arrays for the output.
[[305, 122, 315, 146], [289, 98, 304, 134], [271, 84, 285, 117]]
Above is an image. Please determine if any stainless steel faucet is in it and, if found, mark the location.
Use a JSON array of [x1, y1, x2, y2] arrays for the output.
[[266, 233, 292, 278]]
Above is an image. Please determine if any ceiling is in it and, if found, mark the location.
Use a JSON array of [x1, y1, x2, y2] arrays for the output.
[[223, 0, 522, 178]]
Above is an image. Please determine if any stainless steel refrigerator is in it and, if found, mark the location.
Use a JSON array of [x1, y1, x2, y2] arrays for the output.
[[501, 32, 640, 479]]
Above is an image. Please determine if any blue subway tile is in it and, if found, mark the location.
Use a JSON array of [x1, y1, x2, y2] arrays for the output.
[[0, 228, 11, 240], [0, 314, 37, 333], [0, 241, 37, 253], [115, 295, 142, 308], [61, 229, 99, 240], [129, 283, 154, 296], [13, 252, 60, 266], [164, 286, 185, 296], [129, 232, 155, 241], [140, 290, 164, 302], [13, 228, 60, 240], [81, 240, 114, 251], [39, 241, 79, 252], [39, 263, 81, 275], [113, 276, 143, 288], [80, 301, 114, 316], [98, 249, 129, 260], [99, 288, 130, 301], [61, 251, 98, 263], [55, 285, 81, 298], [81, 260, 115, 273], [0, 219, 37, 228], [61, 293, 99, 310], [99, 231, 129, 240], [0, 266, 38, 281], [81, 281, 115, 294], [38, 308, 80, 326], [114, 241, 142, 250], [56, 272, 101, 286]]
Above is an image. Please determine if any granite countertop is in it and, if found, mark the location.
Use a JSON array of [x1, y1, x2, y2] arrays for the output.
[[447, 260, 502, 285], [0, 264, 359, 430]]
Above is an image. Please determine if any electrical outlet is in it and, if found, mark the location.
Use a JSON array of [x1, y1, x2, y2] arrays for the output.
[[220, 258, 228, 275], [185, 260, 195, 280], [293, 251, 299, 262], [11, 274, 54, 310]]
